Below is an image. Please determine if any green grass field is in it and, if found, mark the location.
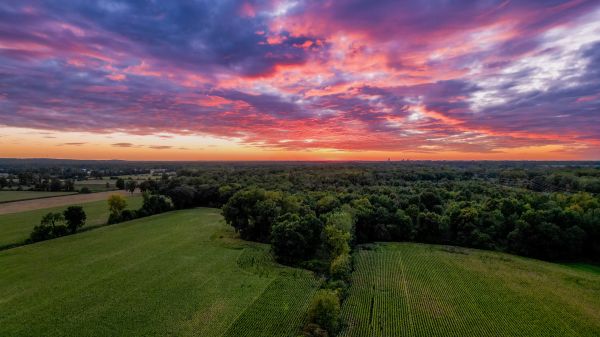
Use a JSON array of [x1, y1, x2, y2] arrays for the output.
[[0, 195, 143, 248], [0, 208, 320, 337], [0, 190, 75, 203], [74, 179, 118, 192], [340, 243, 600, 337]]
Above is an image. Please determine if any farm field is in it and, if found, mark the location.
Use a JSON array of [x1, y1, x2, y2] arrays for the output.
[[0, 190, 138, 215], [0, 194, 143, 248], [74, 179, 118, 192], [0, 190, 75, 203], [340, 243, 600, 337], [0, 208, 320, 337]]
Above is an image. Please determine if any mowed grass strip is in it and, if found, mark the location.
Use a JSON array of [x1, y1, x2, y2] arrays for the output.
[[0, 208, 319, 337], [0, 195, 143, 248], [0, 191, 76, 203], [340, 243, 600, 337]]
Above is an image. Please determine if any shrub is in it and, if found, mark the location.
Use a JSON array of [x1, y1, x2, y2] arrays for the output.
[[29, 223, 53, 242], [330, 253, 352, 281], [302, 323, 329, 337], [322, 279, 349, 301], [29, 212, 67, 242], [79, 187, 91, 194], [307, 290, 341, 335]]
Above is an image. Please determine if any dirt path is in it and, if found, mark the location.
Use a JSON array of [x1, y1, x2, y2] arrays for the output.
[[0, 190, 140, 215]]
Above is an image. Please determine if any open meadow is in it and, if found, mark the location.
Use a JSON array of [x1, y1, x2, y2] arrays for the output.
[[340, 243, 600, 337], [0, 208, 320, 337], [0, 194, 143, 248]]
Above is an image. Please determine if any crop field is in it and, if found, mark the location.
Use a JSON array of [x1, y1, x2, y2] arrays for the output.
[[0, 195, 143, 248], [340, 243, 600, 337], [0, 190, 137, 215], [74, 179, 118, 192], [0, 208, 320, 337], [0, 190, 75, 203]]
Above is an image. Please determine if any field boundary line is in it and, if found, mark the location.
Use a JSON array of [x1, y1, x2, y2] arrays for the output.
[[0, 192, 78, 205]]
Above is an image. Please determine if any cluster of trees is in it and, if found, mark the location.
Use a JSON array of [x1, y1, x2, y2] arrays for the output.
[[29, 206, 87, 242], [107, 193, 173, 224]]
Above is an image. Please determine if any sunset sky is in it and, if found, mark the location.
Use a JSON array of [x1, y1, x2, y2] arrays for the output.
[[1, 0, 599, 160]]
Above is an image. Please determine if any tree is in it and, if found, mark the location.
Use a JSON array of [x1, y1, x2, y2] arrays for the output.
[[420, 190, 442, 211], [49, 178, 63, 192], [330, 253, 351, 281], [126, 180, 138, 194], [322, 211, 353, 259], [63, 206, 87, 234], [0, 177, 7, 189], [271, 212, 322, 264], [414, 211, 443, 243], [140, 193, 172, 216], [64, 179, 75, 192], [108, 194, 127, 222], [167, 185, 196, 209], [30, 212, 67, 242], [307, 290, 341, 335], [116, 178, 125, 190], [316, 195, 340, 215], [223, 188, 300, 242]]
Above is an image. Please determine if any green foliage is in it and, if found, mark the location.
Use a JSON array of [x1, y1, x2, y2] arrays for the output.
[[329, 253, 352, 282], [167, 185, 196, 209], [107, 194, 127, 224], [115, 178, 125, 190], [125, 180, 138, 194], [271, 212, 322, 264], [223, 188, 300, 242], [63, 206, 86, 234], [323, 224, 351, 259], [139, 193, 172, 216], [307, 290, 341, 335], [29, 212, 67, 242]]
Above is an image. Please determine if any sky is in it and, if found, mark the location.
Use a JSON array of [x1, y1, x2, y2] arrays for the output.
[[1, 0, 600, 161]]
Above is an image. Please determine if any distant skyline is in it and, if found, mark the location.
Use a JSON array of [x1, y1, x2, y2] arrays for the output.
[[1, 1, 600, 160]]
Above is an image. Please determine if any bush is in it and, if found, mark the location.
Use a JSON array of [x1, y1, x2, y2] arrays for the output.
[[307, 290, 341, 335], [29, 212, 67, 242], [302, 323, 329, 337], [330, 253, 352, 281], [120, 209, 137, 222], [322, 279, 349, 301], [79, 187, 91, 194], [29, 223, 53, 242]]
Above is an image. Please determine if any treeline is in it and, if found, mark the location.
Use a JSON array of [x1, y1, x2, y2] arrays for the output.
[[118, 164, 600, 263], [0, 174, 77, 192]]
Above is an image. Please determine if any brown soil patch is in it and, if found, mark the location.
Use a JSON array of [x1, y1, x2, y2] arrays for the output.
[[0, 190, 139, 215]]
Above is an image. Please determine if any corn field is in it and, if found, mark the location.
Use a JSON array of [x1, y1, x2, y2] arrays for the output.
[[339, 243, 600, 337]]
